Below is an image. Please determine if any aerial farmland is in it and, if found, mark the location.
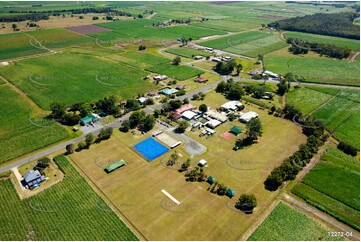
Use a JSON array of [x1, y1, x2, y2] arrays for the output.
[[0, 1, 359, 241]]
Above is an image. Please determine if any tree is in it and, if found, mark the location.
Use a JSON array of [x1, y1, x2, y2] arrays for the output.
[[277, 80, 289, 96], [143, 114, 156, 132], [192, 93, 200, 100], [77, 141, 86, 150], [125, 98, 140, 111], [183, 98, 190, 104], [176, 120, 189, 133], [199, 104, 208, 113], [169, 100, 182, 110], [65, 144, 75, 154], [120, 120, 131, 132], [92, 16, 99, 20], [35, 157, 51, 171], [216, 183, 227, 196], [85, 133, 95, 147], [172, 56, 181, 65], [337, 142, 357, 156], [79, 103, 92, 117], [98, 127, 113, 141], [235, 194, 257, 213], [198, 92, 206, 100], [236, 63, 243, 76], [129, 110, 146, 129], [50, 102, 66, 119], [226, 84, 244, 100], [12, 24, 17, 29], [182, 158, 191, 169], [138, 45, 146, 51], [246, 118, 262, 141]]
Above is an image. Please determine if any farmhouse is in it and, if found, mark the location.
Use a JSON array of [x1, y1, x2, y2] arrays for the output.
[[175, 103, 194, 115], [205, 47, 214, 51], [162, 88, 178, 95], [23, 170, 46, 189], [221, 101, 243, 111], [80, 113, 101, 126], [248, 70, 263, 75], [148, 90, 159, 96], [181, 110, 197, 120], [176, 84, 186, 90], [198, 159, 208, 167], [193, 55, 203, 60], [206, 109, 228, 122], [195, 77, 209, 83], [104, 159, 126, 173], [239, 111, 258, 123]]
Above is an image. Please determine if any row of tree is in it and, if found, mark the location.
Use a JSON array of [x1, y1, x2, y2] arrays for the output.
[[66, 127, 114, 154], [268, 12, 360, 40], [120, 110, 156, 133], [264, 104, 326, 191], [287, 38, 352, 59]]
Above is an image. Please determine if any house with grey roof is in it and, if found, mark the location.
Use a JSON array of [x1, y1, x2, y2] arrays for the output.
[[22, 170, 46, 189]]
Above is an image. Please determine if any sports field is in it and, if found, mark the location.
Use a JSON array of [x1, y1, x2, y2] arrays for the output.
[[287, 87, 360, 149], [292, 146, 360, 230], [146, 63, 204, 80], [0, 52, 156, 109], [264, 51, 360, 86], [249, 202, 343, 241], [69, 90, 306, 240], [0, 155, 137, 240], [284, 31, 360, 51], [0, 85, 69, 165]]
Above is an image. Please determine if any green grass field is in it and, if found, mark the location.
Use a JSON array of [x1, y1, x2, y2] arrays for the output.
[[147, 63, 204, 80], [249, 202, 342, 241], [0, 32, 47, 60], [198, 31, 286, 57], [292, 146, 360, 230], [120, 51, 170, 67], [191, 19, 259, 32], [199, 31, 270, 50], [264, 54, 360, 86], [286, 87, 360, 149], [0, 85, 69, 165], [284, 31, 360, 51], [0, 155, 137, 240], [0, 52, 157, 109], [165, 47, 211, 58]]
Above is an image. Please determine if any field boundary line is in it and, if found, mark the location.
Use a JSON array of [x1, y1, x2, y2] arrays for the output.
[[67, 156, 148, 241], [309, 91, 340, 115]]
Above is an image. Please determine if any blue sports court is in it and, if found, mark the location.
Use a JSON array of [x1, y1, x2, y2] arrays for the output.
[[133, 138, 169, 161]]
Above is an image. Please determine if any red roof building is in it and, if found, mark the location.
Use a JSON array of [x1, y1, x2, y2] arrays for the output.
[[195, 77, 208, 83]]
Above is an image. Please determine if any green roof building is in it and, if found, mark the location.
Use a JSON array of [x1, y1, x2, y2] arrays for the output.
[[80, 113, 101, 125], [226, 188, 235, 198], [230, 126, 242, 136], [207, 176, 216, 184], [104, 159, 126, 173]]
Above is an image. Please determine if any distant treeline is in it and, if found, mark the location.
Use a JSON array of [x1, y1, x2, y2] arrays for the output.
[[0, 13, 49, 22], [268, 12, 360, 40], [287, 38, 352, 59], [1, 7, 134, 22], [286, 1, 347, 8]]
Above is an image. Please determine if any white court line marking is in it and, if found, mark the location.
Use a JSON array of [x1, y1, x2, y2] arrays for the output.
[[161, 189, 181, 205]]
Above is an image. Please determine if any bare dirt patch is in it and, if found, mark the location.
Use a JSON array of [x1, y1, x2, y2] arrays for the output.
[[66, 24, 112, 34]]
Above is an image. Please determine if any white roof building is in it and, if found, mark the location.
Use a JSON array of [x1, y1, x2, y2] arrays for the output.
[[263, 70, 279, 78], [239, 111, 258, 123], [211, 57, 222, 62], [206, 119, 221, 129], [221, 101, 243, 111], [138, 97, 148, 104], [153, 75, 168, 81], [181, 110, 197, 120], [198, 159, 207, 167], [206, 110, 228, 122]]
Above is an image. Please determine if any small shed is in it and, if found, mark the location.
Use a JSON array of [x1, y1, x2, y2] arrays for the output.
[[198, 159, 207, 167], [207, 176, 216, 184], [226, 188, 236, 198], [104, 159, 126, 173], [230, 126, 242, 136]]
